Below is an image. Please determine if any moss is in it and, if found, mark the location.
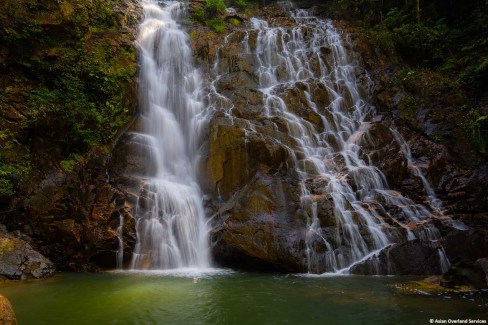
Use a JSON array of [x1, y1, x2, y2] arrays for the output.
[[396, 95, 419, 120], [0, 238, 17, 255], [228, 18, 241, 27]]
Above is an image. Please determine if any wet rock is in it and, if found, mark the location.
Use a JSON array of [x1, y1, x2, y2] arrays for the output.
[[203, 117, 293, 200], [211, 173, 305, 272], [0, 294, 17, 325], [350, 240, 442, 275]]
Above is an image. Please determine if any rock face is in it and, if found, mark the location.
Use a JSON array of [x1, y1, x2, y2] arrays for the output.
[[0, 226, 55, 279], [190, 2, 488, 274], [0, 294, 17, 325]]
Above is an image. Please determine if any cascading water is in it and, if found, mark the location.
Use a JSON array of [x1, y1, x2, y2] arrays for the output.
[[209, 4, 454, 274], [128, 0, 210, 270]]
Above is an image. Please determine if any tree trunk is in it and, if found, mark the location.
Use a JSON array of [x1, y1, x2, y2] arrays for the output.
[[416, 0, 420, 23]]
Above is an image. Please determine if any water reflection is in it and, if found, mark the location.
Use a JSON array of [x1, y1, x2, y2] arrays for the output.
[[0, 273, 486, 324]]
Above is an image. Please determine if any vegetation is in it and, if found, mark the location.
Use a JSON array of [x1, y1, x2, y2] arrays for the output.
[[323, 0, 487, 154], [0, 0, 137, 202], [192, 0, 249, 32]]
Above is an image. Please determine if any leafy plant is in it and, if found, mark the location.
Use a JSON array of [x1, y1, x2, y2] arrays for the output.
[[0, 179, 14, 197], [463, 107, 488, 153]]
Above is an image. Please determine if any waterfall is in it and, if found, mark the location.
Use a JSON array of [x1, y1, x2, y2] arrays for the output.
[[210, 5, 453, 274], [128, 0, 210, 270]]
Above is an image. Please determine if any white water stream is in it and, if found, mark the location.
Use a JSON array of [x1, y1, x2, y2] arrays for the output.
[[126, 0, 210, 270]]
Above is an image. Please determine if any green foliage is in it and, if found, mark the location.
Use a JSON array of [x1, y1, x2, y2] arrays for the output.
[[0, 179, 14, 197], [16, 11, 137, 153], [193, 7, 206, 22], [0, 0, 137, 204], [206, 18, 226, 32], [206, 0, 226, 16], [461, 57, 488, 91], [463, 107, 488, 153], [28, 85, 103, 150], [0, 158, 28, 199], [60, 154, 84, 172], [362, 26, 396, 61], [373, 7, 451, 67], [383, 8, 410, 28], [192, 0, 229, 32]]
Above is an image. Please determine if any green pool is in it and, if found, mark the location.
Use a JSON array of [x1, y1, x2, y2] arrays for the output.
[[1, 269, 487, 324]]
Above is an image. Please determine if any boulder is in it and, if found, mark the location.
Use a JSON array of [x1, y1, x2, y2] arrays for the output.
[[0, 227, 55, 280], [440, 257, 488, 289], [0, 294, 17, 325]]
